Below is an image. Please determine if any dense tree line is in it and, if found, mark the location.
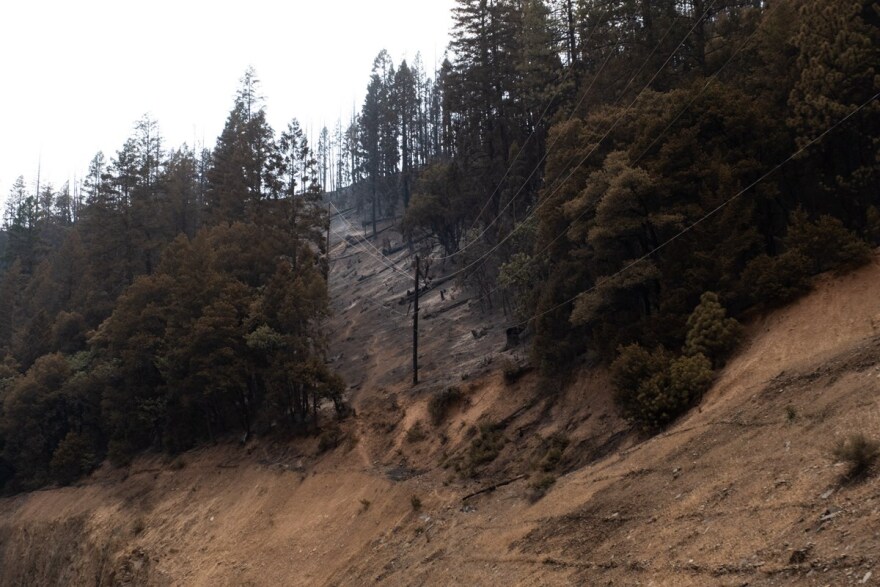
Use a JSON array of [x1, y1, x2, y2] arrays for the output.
[[1, 0, 878, 489], [0, 70, 342, 491], [341, 0, 878, 424]]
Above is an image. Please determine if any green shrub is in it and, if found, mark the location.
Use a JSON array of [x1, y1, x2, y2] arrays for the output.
[[410, 495, 422, 511], [528, 474, 557, 501], [612, 346, 714, 430], [611, 344, 670, 419], [786, 210, 873, 274], [405, 421, 428, 443], [833, 433, 879, 479], [683, 292, 742, 366], [49, 432, 97, 485], [741, 251, 812, 306], [501, 358, 529, 384], [427, 386, 464, 426], [317, 425, 343, 453]]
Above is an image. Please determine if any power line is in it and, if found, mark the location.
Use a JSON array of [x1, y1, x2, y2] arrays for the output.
[[327, 226, 408, 318], [427, 0, 720, 280], [514, 90, 880, 330], [435, 1, 688, 262], [327, 201, 410, 278], [478, 16, 761, 298]]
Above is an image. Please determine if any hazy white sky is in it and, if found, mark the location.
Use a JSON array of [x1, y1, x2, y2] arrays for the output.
[[0, 0, 454, 203]]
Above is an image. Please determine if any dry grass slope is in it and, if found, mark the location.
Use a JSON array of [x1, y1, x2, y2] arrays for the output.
[[1, 217, 879, 586]]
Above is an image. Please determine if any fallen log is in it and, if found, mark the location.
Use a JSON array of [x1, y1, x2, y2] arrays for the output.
[[461, 474, 528, 501], [423, 298, 471, 320]]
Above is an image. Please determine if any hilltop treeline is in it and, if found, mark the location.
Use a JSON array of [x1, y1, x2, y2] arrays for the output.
[[0, 72, 342, 491], [337, 0, 877, 422], [1, 0, 879, 487], [339, 1, 878, 357]]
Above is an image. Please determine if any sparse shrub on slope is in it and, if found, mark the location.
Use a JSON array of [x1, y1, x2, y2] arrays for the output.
[[427, 386, 464, 426], [453, 422, 506, 478], [405, 421, 428, 443], [833, 433, 879, 480]]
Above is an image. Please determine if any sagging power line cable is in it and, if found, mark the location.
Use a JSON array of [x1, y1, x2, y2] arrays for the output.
[[427, 0, 720, 280], [478, 17, 761, 298], [435, 1, 711, 262], [513, 90, 880, 330]]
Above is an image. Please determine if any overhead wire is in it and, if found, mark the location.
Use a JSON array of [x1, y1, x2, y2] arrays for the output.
[[426, 0, 720, 280], [512, 90, 880, 330], [479, 15, 761, 300], [434, 0, 677, 261], [327, 201, 411, 278], [327, 222, 408, 318]]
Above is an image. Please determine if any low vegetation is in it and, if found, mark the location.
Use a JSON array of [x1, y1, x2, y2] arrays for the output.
[[450, 422, 507, 479], [427, 386, 464, 426], [833, 433, 879, 480], [405, 421, 428, 443]]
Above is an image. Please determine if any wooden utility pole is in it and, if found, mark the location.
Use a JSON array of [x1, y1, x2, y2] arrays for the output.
[[413, 254, 420, 386]]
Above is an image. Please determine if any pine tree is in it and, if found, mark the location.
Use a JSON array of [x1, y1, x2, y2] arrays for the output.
[[683, 291, 742, 366], [205, 68, 278, 225], [787, 0, 880, 220]]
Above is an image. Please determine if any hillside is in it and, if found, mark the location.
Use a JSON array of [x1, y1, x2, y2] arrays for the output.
[[1, 212, 879, 586]]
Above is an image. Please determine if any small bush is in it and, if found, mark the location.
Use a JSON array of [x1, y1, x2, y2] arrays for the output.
[[785, 405, 797, 422], [741, 251, 812, 307], [501, 358, 529, 384], [359, 498, 371, 513], [455, 422, 506, 478], [537, 434, 570, 472], [833, 433, 879, 480], [405, 421, 428, 443], [410, 495, 422, 511], [786, 210, 873, 274], [528, 474, 557, 501], [427, 386, 464, 426], [469, 423, 505, 467], [317, 425, 343, 453], [132, 517, 146, 536], [612, 345, 714, 430]]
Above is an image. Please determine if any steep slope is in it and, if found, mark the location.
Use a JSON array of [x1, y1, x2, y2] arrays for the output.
[[1, 214, 879, 586]]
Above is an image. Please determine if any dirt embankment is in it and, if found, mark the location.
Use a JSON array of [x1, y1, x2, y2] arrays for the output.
[[1, 216, 879, 586]]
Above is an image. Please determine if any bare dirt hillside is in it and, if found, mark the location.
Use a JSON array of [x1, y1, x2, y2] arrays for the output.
[[1, 213, 879, 586]]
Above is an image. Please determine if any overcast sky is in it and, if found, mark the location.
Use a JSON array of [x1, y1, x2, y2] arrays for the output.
[[0, 0, 455, 205]]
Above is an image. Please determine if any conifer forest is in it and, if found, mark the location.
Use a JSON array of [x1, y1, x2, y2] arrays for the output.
[[0, 0, 878, 495]]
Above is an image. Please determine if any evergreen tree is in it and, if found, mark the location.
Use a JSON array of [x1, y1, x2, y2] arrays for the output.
[[683, 292, 742, 366]]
